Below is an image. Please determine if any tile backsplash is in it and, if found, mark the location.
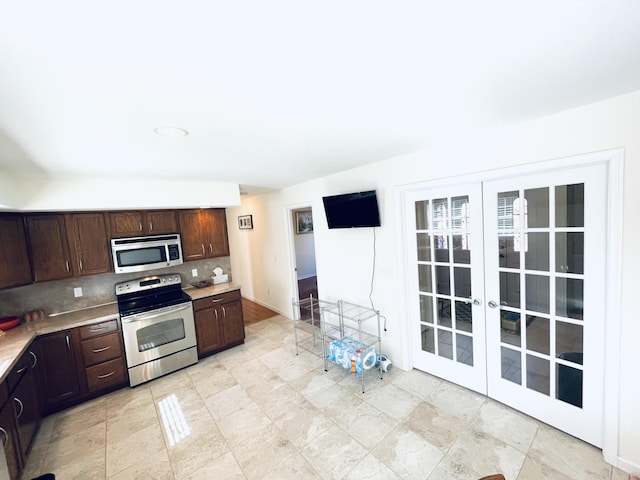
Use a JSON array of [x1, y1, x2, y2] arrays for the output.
[[0, 257, 232, 318]]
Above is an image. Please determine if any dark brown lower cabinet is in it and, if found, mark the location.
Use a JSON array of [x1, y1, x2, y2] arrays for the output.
[[0, 385, 20, 480], [37, 330, 81, 411], [193, 289, 245, 358]]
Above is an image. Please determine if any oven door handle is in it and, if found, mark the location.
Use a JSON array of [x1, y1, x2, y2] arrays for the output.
[[121, 303, 192, 323]]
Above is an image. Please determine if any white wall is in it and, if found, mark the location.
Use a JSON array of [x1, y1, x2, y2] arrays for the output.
[[227, 90, 640, 472], [0, 175, 241, 211]]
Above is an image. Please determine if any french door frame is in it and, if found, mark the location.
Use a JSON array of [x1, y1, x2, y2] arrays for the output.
[[395, 148, 623, 465]]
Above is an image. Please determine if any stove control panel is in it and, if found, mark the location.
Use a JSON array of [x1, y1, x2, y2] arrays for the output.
[[115, 274, 182, 296]]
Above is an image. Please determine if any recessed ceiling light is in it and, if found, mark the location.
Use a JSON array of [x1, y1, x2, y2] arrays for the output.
[[154, 127, 189, 137]]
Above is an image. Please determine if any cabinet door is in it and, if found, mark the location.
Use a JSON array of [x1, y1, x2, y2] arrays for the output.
[[26, 214, 73, 282], [178, 210, 208, 260], [146, 210, 178, 235], [12, 366, 39, 460], [194, 308, 225, 356], [221, 299, 245, 345], [0, 214, 32, 290], [0, 397, 20, 480], [36, 331, 80, 408], [109, 211, 144, 237], [207, 209, 230, 257], [67, 212, 111, 276]]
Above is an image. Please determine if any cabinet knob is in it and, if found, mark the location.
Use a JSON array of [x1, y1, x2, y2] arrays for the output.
[[13, 397, 24, 418]]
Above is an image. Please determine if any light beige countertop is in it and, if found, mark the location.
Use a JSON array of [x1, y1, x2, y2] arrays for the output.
[[0, 283, 241, 384], [183, 282, 241, 300]]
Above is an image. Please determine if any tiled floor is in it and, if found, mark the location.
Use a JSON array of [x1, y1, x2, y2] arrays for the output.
[[23, 314, 629, 480]]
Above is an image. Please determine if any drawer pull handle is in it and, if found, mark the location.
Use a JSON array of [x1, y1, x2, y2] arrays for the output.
[[211, 299, 222, 303], [15, 366, 27, 375], [14, 398, 24, 418], [92, 346, 111, 353], [97, 371, 115, 379], [29, 350, 38, 368], [0, 427, 7, 447], [90, 325, 107, 331]]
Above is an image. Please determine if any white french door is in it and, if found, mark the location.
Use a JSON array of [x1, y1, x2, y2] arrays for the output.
[[405, 162, 607, 446], [406, 182, 487, 395]]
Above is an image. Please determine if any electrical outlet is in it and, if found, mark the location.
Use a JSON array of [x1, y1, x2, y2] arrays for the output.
[[73, 287, 83, 297], [191, 268, 198, 277]]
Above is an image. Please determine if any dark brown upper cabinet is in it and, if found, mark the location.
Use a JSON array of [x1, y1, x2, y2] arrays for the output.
[[178, 209, 229, 261], [66, 212, 111, 276], [0, 213, 32, 289], [109, 210, 178, 238], [25, 214, 74, 282]]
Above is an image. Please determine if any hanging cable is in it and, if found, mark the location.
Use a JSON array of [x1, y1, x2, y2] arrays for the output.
[[368, 227, 387, 331]]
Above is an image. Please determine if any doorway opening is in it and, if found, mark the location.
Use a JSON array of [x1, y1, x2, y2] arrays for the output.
[[291, 207, 318, 302]]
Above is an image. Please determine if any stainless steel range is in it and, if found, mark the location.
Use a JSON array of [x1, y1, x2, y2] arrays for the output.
[[116, 273, 197, 386]]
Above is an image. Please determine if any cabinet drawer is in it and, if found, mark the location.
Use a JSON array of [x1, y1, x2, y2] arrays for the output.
[[85, 358, 126, 393], [193, 289, 241, 311], [81, 332, 122, 366], [79, 319, 118, 340]]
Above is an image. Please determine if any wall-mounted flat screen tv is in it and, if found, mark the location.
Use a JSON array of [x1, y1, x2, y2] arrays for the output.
[[322, 190, 381, 229]]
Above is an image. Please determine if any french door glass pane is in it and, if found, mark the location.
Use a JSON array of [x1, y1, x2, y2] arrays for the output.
[[557, 362, 583, 408], [415, 200, 429, 230], [436, 266, 450, 295], [500, 310, 521, 347], [525, 232, 549, 271], [418, 264, 432, 292], [501, 347, 521, 385], [556, 278, 584, 320], [438, 329, 453, 359], [436, 298, 452, 327], [419, 295, 434, 324], [556, 322, 583, 360], [455, 301, 473, 332], [525, 274, 550, 314], [499, 235, 520, 268], [556, 184, 584, 227], [526, 315, 550, 355], [525, 187, 549, 228], [556, 232, 584, 274], [500, 272, 520, 308], [417, 233, 431, 261], [526, 354, 550, 395], [421, 325, 435, 353], [457, 334, 473, 366]]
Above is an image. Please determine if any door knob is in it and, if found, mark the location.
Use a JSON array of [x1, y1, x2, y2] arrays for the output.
[[488, 300, 499, 309], [473, 298, 482, 306]]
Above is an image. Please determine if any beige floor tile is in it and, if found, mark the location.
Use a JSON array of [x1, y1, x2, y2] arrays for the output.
[[105, 421, 167, 477], [260, 452, 323, 480], [107, 453, 174, 480], [517, 456, 575, 480], [300, 424, 369, 480], [426, 380, 486, 420], [337, 401, 399, 450], [471, 399, 539, 453], [402, 400, 466, 450], [203, 383, 253, 420], [363, 382, 421, 421], [527, 424, 612, 480], [216, 401, 273, 446], [180, 450, 246, 480], [373, 423, 444, 479], [343, 453, 402, 480], [230, 423, 299, 480], [446, 429, 525, 480], [277, 400, 336, 448], [391, 368, 443, 399]]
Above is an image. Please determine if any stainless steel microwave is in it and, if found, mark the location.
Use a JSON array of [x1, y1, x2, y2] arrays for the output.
[[111, 234, 183, 274]]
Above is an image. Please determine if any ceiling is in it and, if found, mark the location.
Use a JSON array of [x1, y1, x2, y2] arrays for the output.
[[1, 1, 640, 195]]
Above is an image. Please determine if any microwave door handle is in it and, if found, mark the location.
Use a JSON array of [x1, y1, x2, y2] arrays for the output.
[[121, 304, 192, 323]]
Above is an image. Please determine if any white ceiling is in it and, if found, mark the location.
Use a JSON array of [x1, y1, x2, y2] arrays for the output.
[[1, 1, 640, 194]]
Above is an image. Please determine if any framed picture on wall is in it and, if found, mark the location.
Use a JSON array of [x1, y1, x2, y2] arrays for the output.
[[238, 214, 253, 230], [296, 210, 313, 234]]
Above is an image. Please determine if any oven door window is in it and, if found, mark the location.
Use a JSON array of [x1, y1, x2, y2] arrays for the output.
[[136, 318, 186, 352], [117, 246, 167, 268]]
